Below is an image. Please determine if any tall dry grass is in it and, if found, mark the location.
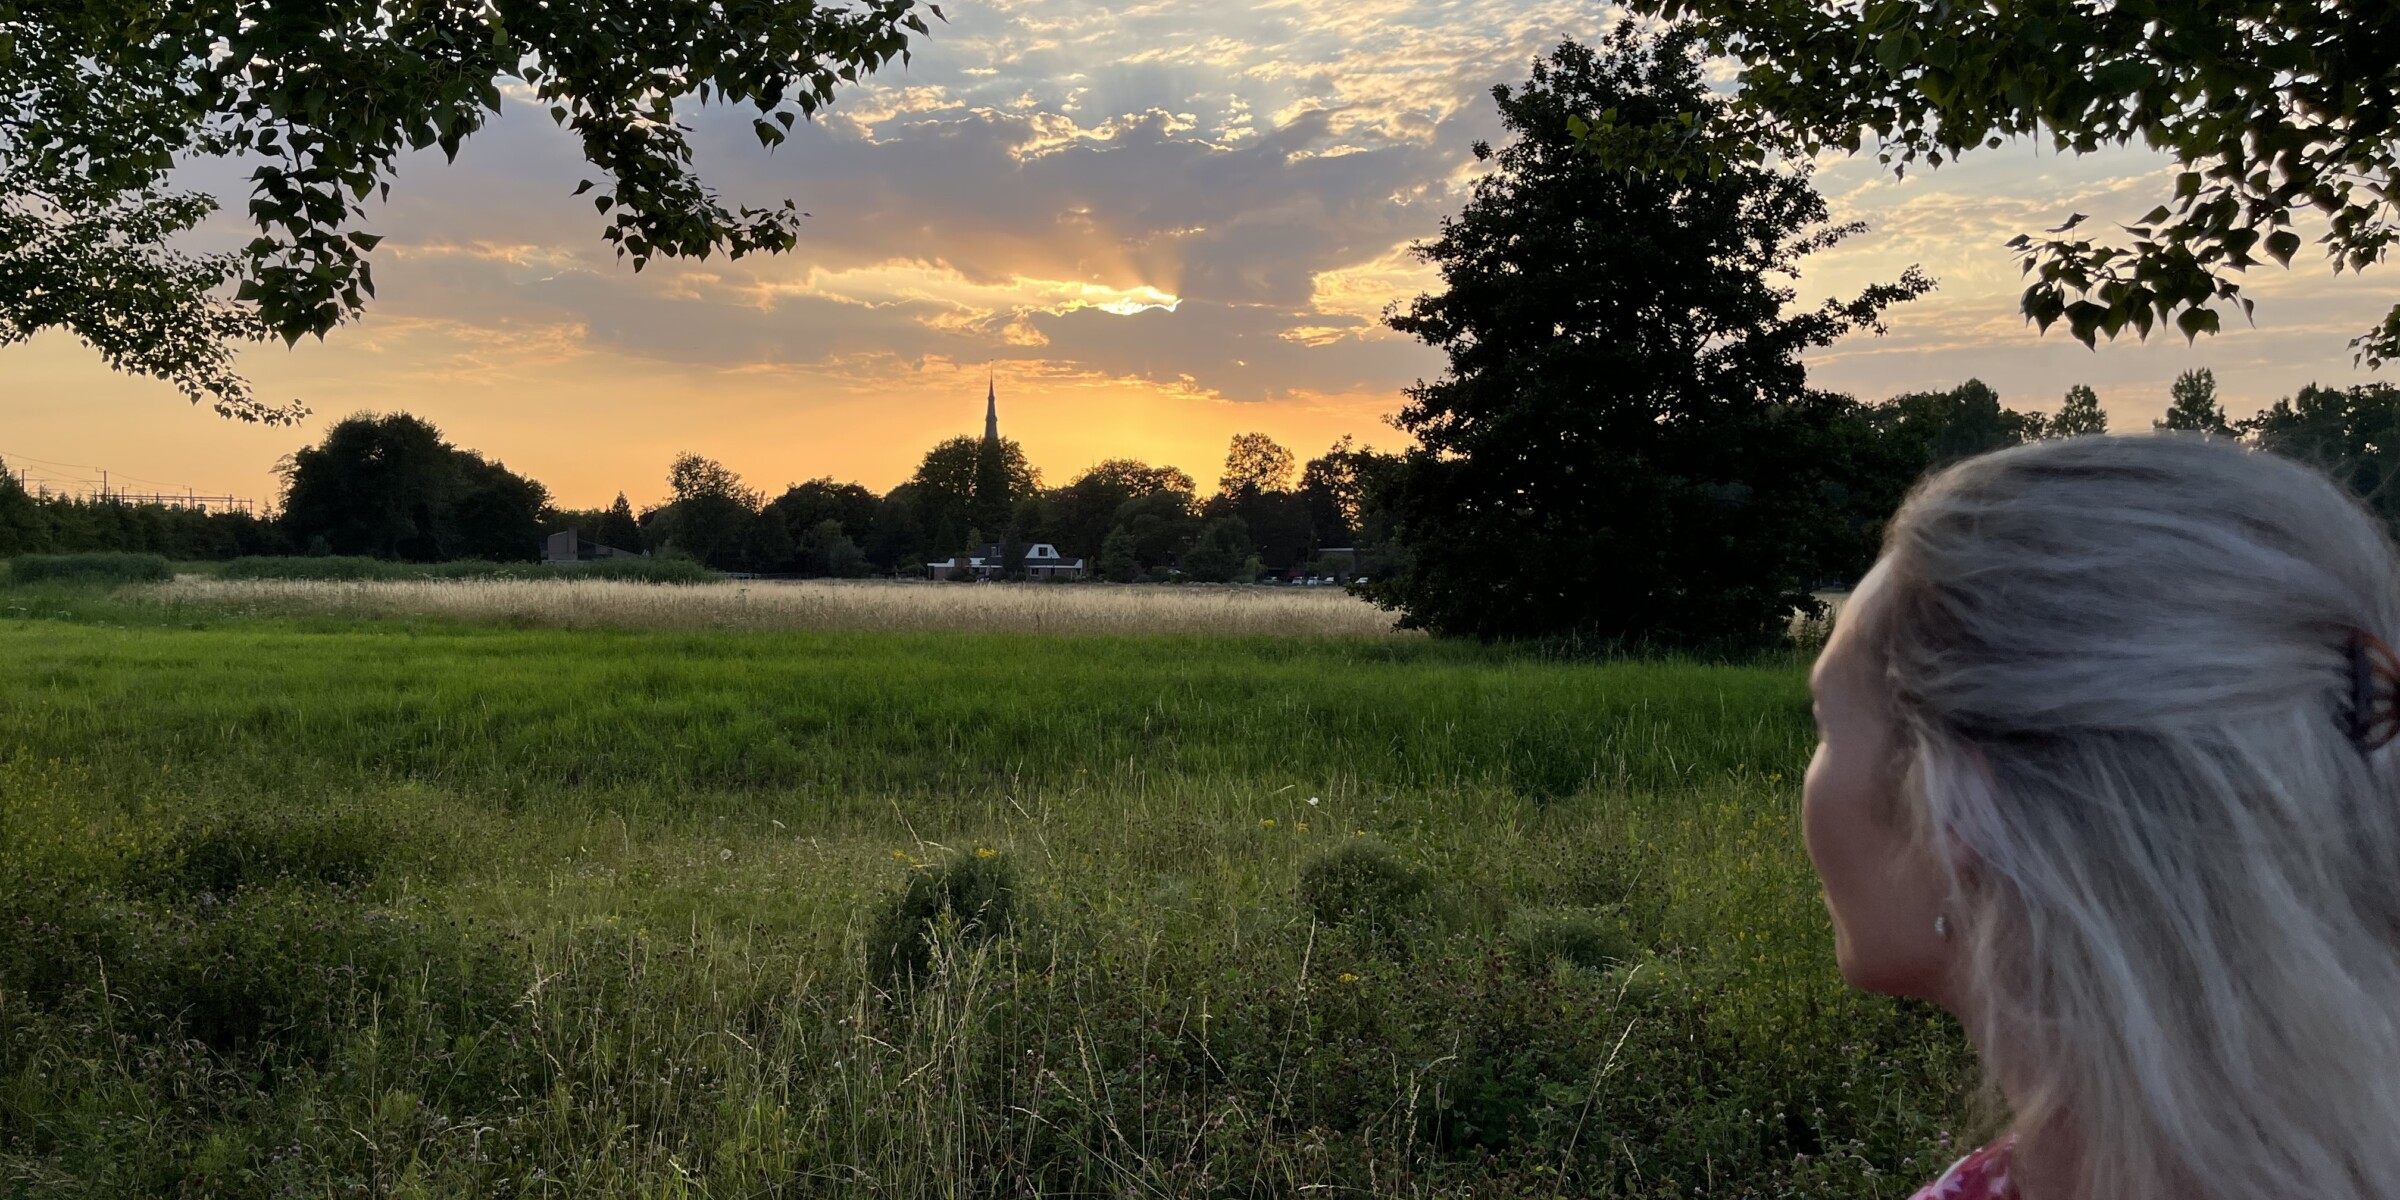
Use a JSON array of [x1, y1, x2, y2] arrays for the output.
[[142, 576, 1415, 637]]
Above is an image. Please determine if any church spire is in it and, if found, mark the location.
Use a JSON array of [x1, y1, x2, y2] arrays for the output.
[[983, 369, 999, 445]]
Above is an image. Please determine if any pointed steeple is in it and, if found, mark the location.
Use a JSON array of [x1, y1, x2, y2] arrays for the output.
[[983, 370, 999, 445]]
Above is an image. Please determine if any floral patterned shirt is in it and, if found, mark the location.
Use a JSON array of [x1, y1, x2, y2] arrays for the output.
[[1911, 1136, 2017, 1200]]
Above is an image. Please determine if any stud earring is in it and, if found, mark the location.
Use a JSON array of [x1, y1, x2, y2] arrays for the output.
[[1934, 913, 1951, 940]]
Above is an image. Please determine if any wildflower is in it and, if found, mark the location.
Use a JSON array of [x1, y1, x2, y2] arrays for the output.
[[975, 847, 998, 858], [1296, 822, 1309, 833], [1260, 818, 1277, 829], [1307, 796, 1320, 806], [1338, 972, 1360, 984], [1768, 772, 1784, 784], [891, 849, 909, 861]]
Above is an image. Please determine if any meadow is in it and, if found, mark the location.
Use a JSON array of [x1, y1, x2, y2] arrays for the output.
[[0, 578, 1966, 1198], [142, 575, 1416, 638]]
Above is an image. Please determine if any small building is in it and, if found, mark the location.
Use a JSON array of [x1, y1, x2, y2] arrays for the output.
[[928, 542, 1086, 581], [543, 528, 646, 564], [1022, 542, 1086, 580]]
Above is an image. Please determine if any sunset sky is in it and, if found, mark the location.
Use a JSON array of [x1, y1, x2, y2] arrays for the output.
[[7, 0, 2399, 510]]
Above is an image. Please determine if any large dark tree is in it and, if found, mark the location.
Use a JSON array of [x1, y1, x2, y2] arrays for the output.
[[1621, 0, 2400, 364], [597, 492, 642, 551], [1819, 380, 2053, 576], [1200, 433, 1319, 571], [2051, 385, 2110, 437], [1109, 489, 1200, 577], [911, 435, 1035, 553], [1297, 437, 1376, 547], [648, 452, 771, 570], [279, 412, 548, 560], [1045, 459, 1193, 562], [1, 0, 933, 421], [2158, 367, 2233, 434], [1364, 27, 1931, 649], [1869, 379, 2050, 469], [767, 478, 879, 554], [1217, 433, 1296, 495], [865, 483, 931, 575]]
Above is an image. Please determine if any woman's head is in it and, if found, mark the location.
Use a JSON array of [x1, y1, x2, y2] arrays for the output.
[[1804, 432, 2400, 1200]]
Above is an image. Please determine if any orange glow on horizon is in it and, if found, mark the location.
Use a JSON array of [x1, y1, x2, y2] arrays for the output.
[[1, 332, 1409, 512]]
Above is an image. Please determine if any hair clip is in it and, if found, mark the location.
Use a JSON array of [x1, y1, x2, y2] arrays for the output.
[[2347, 629, 2400, 753]]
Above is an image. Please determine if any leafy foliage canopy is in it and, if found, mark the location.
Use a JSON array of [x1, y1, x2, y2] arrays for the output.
[[1619, 0, 2400, 364], [0, 0, 935, 419]]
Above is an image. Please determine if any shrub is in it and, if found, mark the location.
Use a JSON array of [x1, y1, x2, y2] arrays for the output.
[[221, 555, 390, 581], [1298, 837, 1430, 932], [6, 552, 174, 585], [128, 805, 401, 899], [1506, 906, 1634, 971], [0, 870, 522, 1060], [865, 850, 1021, 990]]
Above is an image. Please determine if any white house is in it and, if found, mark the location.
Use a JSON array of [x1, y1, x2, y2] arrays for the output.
[[1021, 542, 1085, 580], [928, 542, 1086, 581]]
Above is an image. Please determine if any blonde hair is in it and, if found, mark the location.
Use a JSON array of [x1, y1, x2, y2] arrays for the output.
[[1876, 432, 2400, 1200]]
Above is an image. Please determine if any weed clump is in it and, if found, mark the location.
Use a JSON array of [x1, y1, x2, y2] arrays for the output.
[[129, 805, 403, 899], [1506, 906, 1633, 972], [6, 552, 173, 585], [866, 850, 1020, 990], [1298, 837, 1430, 932]]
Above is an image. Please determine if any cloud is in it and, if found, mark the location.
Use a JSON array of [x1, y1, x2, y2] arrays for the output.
[[179, 0, 1630, 408]]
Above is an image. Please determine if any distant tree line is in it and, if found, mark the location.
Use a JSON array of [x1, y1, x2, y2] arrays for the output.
[[11, 364, 2389, 591], [540, 429, 1410, 583], [0, 483, 286, 559]]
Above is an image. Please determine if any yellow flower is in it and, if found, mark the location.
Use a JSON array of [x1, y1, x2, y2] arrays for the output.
[[1338, 972, 1361, 984], [1260, 818, 1277, 829], [891, 849, 908, 860], [975, 847, 998, 858], [1296, 822, 1310, 833]]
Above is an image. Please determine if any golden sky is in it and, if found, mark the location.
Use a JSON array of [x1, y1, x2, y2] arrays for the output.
[[7, 0, 2398, 510]]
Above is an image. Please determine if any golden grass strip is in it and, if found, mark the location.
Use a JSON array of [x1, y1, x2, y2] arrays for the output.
[[144, 577, 1417, 637]]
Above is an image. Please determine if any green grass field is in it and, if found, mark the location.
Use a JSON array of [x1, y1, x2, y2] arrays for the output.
[[0, 587, 1970, 1197]]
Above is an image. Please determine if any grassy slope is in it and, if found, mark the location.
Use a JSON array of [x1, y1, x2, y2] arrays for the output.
[[0, 609, 1970, 1198]]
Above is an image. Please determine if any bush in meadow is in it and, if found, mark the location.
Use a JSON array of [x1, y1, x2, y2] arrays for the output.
[[866, 849, 1021, 991], [1299, 837, 1431, 934], [5, 551, 174, 585], [1507, 906, 1635, 972]]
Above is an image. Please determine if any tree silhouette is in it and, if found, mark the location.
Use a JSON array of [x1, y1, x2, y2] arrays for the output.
[[1366, 27, 1930, 648], [2051, 385, 2109, 437], [2158, 368, 2232, 434], [1218, 434, 1296, 496]]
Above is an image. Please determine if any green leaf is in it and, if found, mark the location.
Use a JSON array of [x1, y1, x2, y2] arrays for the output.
[[2265, 229, 2301, 266]]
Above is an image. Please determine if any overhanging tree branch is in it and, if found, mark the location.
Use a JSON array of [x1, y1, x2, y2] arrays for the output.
[[0, 0, 938, 419]]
